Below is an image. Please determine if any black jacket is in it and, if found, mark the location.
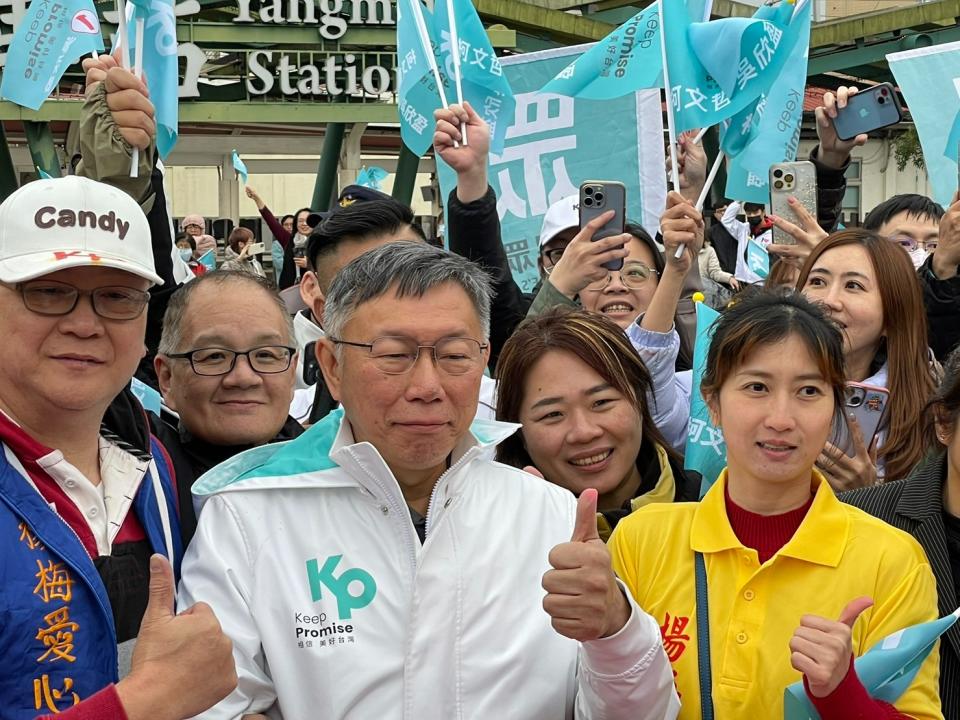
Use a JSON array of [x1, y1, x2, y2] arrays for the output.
[[841, 452, 960, 720], [447, 186, 532, 371], [918, 257, 960, 362], [150, 414, 304, 546]]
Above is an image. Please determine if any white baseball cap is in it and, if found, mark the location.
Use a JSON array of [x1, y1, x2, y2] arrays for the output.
[[0, 176, 162, 286], [538, 194, 579, 248]]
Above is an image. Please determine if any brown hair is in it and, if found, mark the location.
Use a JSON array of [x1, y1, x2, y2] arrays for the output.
[[795, 229, 934, 480], [494, 306, 679, 468], [701, 287, 847, 426], [228, 227, 254, 254], [926, 346, 960, 453]]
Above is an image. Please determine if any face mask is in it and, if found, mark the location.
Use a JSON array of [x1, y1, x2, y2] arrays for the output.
[[908, 248, 929, 269], [178, 248, 193, 261], [747, 215, 763, 229]]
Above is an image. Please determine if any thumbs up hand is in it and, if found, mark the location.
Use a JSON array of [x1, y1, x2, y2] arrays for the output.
[[116, 555, 237, 720], [542, 489, 632, 642], [789, 596, 874, 698]]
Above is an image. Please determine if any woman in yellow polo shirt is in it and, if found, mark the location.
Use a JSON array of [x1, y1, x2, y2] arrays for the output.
[[609, 287, 943, 719]]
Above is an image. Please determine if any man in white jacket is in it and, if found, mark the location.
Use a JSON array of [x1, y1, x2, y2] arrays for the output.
[[179, 242, 679, 719]]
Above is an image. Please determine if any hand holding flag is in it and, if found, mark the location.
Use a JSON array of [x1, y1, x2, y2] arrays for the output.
[[80, 57, 156, 150]]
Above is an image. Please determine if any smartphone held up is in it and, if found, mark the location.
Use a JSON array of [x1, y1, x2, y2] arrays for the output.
[[579, 181, 627, 271]]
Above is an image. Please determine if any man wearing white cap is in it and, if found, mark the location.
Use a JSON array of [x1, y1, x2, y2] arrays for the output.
[[0, 176, 235, 720]]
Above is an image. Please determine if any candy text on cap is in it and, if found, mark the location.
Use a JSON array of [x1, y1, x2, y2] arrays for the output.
[[34, 206, 130, 241]]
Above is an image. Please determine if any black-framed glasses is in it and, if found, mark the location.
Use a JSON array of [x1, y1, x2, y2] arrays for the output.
[[542, 247, 567, 267], [331, 336, 488, 375], [166, 345, 296, 376], [6, 280, 150, 320], [583, 261, 659, 292]]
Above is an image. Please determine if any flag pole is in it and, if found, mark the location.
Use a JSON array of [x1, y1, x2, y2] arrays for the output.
[[129, 15, 144, 178], [658, 0, 689, 258], [695, 150, 724, 212], [408, 0, 455, 147], [445, 0, 468, 145]]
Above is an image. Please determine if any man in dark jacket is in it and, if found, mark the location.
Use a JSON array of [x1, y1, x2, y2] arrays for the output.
[[154, 272, 304, 545]]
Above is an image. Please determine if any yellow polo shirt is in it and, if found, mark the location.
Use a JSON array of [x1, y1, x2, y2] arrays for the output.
[[609, 471, 943, 719]]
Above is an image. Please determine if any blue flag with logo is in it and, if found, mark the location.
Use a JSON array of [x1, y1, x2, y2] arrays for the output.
[[538, 0, 712, 100], [888, 40, 960, 206], [198, 249, 216, 272], [784, 608, 959, 718], [396, 0, 448, 156], [356, 166, 389, 190], [231, 150, 248, 184], [126, 0, 178, 158], [723, 0, 811, 203], [746, 238, 771, 279], [0, 0, 104, 110], [684, 301, 727, 496], [663, 0, 803, 132], [433, 0, 516, 154]]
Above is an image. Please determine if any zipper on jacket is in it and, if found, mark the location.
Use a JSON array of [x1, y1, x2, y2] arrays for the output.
[[424, 448, 477, 539]]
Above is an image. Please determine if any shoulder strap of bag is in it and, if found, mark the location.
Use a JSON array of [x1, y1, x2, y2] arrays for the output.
[[695, 551, 715, 720]]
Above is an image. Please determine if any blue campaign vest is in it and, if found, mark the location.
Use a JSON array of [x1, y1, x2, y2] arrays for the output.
[[0, 436, 181, 718]]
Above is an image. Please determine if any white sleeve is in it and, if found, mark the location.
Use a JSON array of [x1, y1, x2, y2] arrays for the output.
[[625, 321, 690, 453], [574, 582, 680, 720], [178, 495, 277, 720], [720, 201, 748, 243]]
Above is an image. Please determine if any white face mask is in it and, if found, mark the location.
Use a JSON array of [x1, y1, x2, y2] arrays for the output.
[[179, 248, 194, 261], [908, 248, 929, 269]]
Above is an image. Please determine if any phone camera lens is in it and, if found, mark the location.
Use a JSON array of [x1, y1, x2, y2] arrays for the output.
[[880, 87, 888, 96], [878, 97, 886, 104], [848, 394, 864, 408], [774, 180, 783, 190], [773, 169, 783, 179], [594, 192, 604, 203], [584, 186, 595, 196], [785, 174, 794, 184], [583, 196, 594, 207]]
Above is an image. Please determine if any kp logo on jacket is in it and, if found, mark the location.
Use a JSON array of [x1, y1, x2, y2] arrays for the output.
[[293, 555, 378, 651]]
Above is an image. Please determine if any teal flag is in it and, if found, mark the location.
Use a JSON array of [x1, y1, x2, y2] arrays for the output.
[[888, 40, 960, 206], [684, 302, 727, 497], [396, 0, 447, 156], [746, 238, 771, 279], [126, 0, 178, 158], [538, 0, 711, 100], [663, 0, 803, 132], [784, 608, 959, 718], [198, 249, 216, 272], [356, 166, 389, 190], [231, 150, 248, 184], [433, 0, 516, 153], [723, 0, 811, 203], [436, 45, 666, 293], [131, 377, 162, 416], [0, 0, 105, 110]]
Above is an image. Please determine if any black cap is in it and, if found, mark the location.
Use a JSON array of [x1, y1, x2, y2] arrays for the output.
[[306, 211, 328, 229], [337, 184, 391, 207]]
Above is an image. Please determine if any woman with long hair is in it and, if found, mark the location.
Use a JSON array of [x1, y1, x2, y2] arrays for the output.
[[495, 306, 697, 539], [610, 288, 942, 719], [843, 346, 960, 718], [796, 229, 936, 486]]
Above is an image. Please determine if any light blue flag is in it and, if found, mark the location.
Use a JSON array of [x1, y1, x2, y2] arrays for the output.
[[231, 150, 248, 184], [0, 0, 104, 110], [746, 238, 771, 279], [888, 40, 960, 206], [198, 249, 216, 272], [356, 166, 389, 190], [538, 0, 711, 100], [396, 0, 448, 156], [130, 377, 162, 416], [663, 0, 803, 132], [435, 45, 667, 293], [784, 608, 960, 718], [37, 168, 53, 179], [433, 0, 516, 154], [723, 0, 811, 204], [684, 301, 727, 497], [127, 0, 178, 158]]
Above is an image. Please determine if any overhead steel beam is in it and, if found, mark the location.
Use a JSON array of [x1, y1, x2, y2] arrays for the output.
[[809, 25, 960, 75], [476, 0, 614, 42], [811, 0, 960, 49]]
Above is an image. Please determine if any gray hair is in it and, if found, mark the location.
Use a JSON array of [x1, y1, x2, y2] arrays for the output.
[[158, 271, 295, 355], [323, 242, 492, 342]]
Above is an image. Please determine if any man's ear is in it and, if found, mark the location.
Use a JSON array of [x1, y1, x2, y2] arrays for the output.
[[154, 355, 178, 411], [317, 338, 343, 402], [300, 271, 326, 326]]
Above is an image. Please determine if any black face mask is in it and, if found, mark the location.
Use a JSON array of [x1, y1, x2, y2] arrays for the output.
[[747, 215, 763, 229]]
